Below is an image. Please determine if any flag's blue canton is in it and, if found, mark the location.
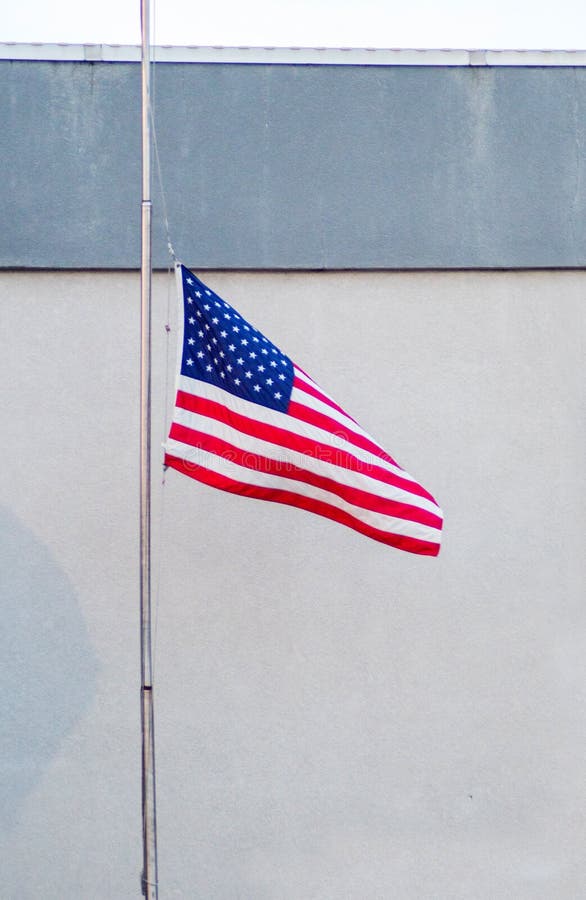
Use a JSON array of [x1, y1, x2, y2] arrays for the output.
[[180, 265, 294, 413]]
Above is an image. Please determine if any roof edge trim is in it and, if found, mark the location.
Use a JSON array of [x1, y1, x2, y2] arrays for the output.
[[2, 43, 586, 66]]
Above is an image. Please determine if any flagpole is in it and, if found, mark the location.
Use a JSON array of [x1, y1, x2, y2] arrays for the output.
[[140, 0, 158, 896]]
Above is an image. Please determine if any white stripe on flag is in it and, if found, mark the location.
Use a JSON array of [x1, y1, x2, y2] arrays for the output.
[[165, 435, 442, 544]]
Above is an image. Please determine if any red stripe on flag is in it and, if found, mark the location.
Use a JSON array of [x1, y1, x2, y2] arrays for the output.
[[174, 390, 434, 503], [169, 421, 442, 529], [164, 452, 441, 556]]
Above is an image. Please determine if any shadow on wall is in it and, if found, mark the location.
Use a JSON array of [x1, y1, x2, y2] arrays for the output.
[[0, 506, 98, 831]]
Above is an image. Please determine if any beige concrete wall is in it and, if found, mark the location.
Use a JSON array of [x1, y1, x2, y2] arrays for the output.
[[0, 269, 584, 898]]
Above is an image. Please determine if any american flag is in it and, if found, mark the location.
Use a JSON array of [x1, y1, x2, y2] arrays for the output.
[[164, 264, 443, 555]]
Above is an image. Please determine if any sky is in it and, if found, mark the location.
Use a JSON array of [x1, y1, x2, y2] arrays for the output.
[[3, 0, 586, 50]]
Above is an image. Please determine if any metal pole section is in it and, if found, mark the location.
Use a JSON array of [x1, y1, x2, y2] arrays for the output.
[[140, 0, 158, 896]]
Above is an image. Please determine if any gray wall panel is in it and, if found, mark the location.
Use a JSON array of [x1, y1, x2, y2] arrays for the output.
[[2, 60, 586, 269], [1, 268, 585, 896]]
